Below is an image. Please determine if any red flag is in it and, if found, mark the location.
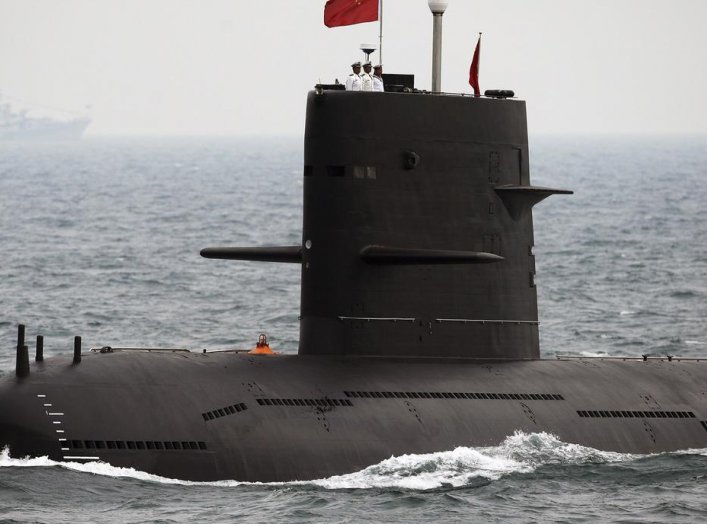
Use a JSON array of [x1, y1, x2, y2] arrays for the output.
[[469, 35, 481, 97], [324, 0, 378, 28]]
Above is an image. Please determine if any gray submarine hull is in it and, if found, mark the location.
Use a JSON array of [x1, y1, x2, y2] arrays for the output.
[[2, 351, 707, 482], [2, 89, 706, 481]]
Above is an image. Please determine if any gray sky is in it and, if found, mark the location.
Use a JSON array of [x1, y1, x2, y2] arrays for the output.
[[1, 0, 706, 136]]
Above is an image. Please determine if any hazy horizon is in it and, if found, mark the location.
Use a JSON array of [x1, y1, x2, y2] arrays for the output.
[[2, 0, 706, 137], [70, 131, 707, 139]]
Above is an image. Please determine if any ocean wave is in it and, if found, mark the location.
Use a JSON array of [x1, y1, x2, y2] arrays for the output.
[[307, 432, 633, 490], [0, 446, 212, 486], [7, 433, 705, 491]]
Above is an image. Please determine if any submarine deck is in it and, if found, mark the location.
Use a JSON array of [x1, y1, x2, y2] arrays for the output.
[[2, 350, 707, 481]]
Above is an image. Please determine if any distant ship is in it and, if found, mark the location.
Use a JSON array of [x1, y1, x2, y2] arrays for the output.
[[0, 92, 90, 141]]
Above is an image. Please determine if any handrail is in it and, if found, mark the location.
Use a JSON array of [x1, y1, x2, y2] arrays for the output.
[[90, 346, 190, 353]]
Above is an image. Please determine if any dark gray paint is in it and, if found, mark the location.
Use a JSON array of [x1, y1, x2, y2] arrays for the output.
[[1, 351, 706, 482]]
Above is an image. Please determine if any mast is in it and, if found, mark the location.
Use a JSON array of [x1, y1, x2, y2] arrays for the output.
[[428, 0, 449, 92]]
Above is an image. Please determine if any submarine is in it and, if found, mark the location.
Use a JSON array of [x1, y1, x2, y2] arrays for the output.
[[2, 9, 707, 483]]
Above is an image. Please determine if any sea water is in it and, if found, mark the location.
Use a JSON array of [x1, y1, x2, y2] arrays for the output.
[[1, 135, 706, 522]]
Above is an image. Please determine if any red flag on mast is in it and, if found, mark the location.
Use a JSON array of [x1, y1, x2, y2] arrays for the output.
[[324, 0, 378, 28], [469, 34, 481, 97]]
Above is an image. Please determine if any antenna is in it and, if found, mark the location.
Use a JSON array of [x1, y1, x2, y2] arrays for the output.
[[360, 43, 377, 63]]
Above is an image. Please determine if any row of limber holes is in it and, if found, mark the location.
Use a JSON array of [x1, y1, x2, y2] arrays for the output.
[[344, 391, 565, 401], [577, 410, 696, 419], [256, 398, 354, 407], [202, 403, 248, 421], [65, 440, 208, 450]]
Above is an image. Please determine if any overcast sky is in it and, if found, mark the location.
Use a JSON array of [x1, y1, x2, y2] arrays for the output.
[[1, 0, 706, 136]]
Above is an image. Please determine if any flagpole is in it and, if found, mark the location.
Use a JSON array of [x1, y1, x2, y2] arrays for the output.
[[378, 0, 383, 65]]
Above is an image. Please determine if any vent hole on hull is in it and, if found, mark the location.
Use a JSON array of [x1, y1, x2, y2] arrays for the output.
[[577, 410, 696, 419], [342, 390, 565, 401], [202, 402, 249, 422]]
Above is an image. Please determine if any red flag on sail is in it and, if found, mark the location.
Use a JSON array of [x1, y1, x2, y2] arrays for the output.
[[469, 34, 481, 97], [324, 0, 378, 28]]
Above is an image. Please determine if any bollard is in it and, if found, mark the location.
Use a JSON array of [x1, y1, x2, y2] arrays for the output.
[[36, 335, 44, 362], [73, 336, 82, 364], [17, 324, 25, 351], [16, 344, 30, 378]]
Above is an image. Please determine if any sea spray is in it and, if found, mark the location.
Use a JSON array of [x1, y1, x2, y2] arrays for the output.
[[308, 432, 635, 490], [0, 433, 647, 490]]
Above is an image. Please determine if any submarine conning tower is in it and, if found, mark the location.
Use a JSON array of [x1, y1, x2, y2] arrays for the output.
[[201, 89, 570, 359], [299, 89, 570, 360]]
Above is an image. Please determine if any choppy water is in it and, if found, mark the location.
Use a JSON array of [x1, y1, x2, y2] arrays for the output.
[[2, 434, 707, 523], [1, 135, 707, 522]]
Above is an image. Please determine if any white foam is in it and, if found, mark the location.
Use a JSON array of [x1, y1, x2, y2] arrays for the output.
[[3, 435, 706, 491], [673, 447, 707, 457], [308, 445, 526, 490], [0, 447, 241, 486], [579, 350, 610, 357], [307, 432, 632, 490]]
